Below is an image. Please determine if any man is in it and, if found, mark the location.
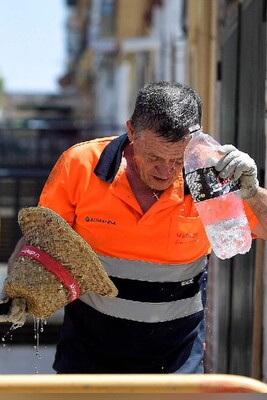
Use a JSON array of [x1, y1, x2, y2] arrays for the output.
[[2, 81, 267, 373]]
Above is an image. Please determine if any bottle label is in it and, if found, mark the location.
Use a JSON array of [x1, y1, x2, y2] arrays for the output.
[[185, 166, 241, 202]]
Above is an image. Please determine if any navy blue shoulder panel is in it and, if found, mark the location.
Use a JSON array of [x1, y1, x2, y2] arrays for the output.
[[94, 133, 129, 183]]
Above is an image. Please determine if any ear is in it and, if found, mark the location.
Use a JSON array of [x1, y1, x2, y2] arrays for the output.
[[126, 120, 134, 142]]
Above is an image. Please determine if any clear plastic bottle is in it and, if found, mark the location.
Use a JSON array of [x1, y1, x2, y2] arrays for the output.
[[184, 130, 252, 259]]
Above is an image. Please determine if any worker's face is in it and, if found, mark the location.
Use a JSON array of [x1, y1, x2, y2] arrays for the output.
[[127, 121, 191, 191]]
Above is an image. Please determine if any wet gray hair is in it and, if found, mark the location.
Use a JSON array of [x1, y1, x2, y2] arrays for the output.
[[130, 81, 202, 142]]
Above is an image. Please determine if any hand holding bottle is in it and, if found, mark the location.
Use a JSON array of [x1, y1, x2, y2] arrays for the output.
[[215, 145, 259, 199], [184, 131, 252, 259]]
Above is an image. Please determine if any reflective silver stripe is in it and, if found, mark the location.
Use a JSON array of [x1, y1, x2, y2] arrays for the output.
[[98, 254, 207, 282], [80, 291, 203, 323]]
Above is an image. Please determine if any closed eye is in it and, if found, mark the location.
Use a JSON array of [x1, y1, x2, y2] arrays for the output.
[[146, 154, 162, 162], [145, 154, 183, 165]]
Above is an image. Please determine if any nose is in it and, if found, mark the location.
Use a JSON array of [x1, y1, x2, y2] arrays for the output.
[[155, 163, 176, 178]]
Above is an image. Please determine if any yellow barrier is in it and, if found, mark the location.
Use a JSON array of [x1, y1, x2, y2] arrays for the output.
[[0, 374, 266, 393]]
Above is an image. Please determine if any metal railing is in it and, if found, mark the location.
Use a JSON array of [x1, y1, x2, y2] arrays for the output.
[[0, 374, 266, 393]]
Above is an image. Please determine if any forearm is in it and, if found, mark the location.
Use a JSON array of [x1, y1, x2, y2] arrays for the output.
[[246, 187, 267, 239]]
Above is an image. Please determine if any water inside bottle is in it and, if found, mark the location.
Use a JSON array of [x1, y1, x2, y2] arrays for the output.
[[194, 193, 252, 259], [204, 215, 252, 259]]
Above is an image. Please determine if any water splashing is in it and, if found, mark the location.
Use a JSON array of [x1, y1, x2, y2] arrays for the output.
[[1, 317, 48, 374], [33, 317, 47, 373], [1, 322, 21, 348]]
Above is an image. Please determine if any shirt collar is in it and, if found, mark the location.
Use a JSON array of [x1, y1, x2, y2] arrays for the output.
[[94, 133, 129, 183]]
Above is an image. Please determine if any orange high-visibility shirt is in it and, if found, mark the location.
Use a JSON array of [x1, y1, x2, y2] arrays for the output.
[[39, 136, 258, 264]]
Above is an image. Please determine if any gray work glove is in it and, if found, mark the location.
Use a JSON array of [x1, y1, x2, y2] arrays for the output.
[[215, 144, 259, 199], [0, 279, 27, 327]]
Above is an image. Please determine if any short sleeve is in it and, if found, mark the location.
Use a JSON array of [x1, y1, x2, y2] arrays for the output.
[[38, 153, 75, 226], [243, 200, 259, 238]]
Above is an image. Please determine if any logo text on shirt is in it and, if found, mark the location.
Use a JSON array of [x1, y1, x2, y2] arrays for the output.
[[85, 216, 116, 225], [181, 278, 194, 286]]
